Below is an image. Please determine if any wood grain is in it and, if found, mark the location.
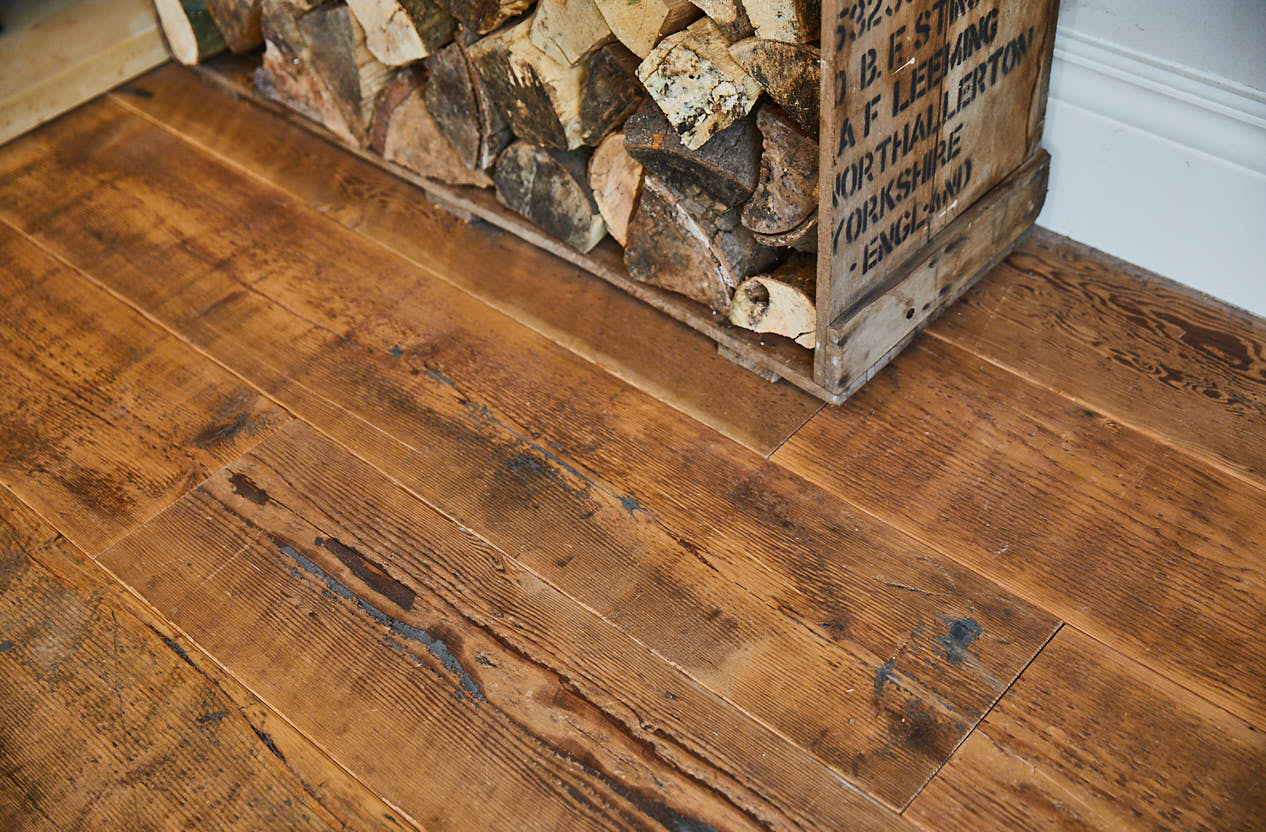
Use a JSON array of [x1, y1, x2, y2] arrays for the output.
[[775, 337, 1266, 727], [0, 486, 397, 831], [0, 99, 1058, 808], [930, 228, 1266, 486], [0, 222, 289, 554], [109, 62, 825, 449], [101, 419, 915, 832], [907, 627, 1266, 832]]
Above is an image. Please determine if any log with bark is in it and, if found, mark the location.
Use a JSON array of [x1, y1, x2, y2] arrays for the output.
[[728, 37, 819, 133], [624, 175, 777, 311], [588, 132, 643, 246], [636, 17, 762, 150], [740, 0, 818, 43], [154, 0, 229, 65], [529, 0, 614, 66], [436, 0, 531, 35], [741, 104, 817, 239], [685, 0, 752, 42], [593, 0, 699, 59], [256, 0, 393, 146], [370, 66, 495, 186], [470, 18, 640, 150], [424, 38, 513, 169], [204, 0, 264, 52], [345, 0, 457, 65], [494, 141, 607, 253], [729, 253, 816, 347], [623, 98, 758, 211]]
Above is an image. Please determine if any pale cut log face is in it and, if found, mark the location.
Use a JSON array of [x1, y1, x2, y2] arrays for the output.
[[155, 0, 227, 65], [636, 19, 762, 150]]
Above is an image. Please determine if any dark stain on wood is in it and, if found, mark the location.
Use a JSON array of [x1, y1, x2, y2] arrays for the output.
[[937, 617, 982, 666], [276, 541, 483, 701], [314, 535, 417, 612], [228, 471, 270, 506]]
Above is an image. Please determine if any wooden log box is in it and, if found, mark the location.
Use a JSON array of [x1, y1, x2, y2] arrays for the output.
[[190, 0, 1060, 403]]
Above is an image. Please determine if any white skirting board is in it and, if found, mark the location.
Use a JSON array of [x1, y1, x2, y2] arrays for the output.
[[1039, 27, 1266, 318]]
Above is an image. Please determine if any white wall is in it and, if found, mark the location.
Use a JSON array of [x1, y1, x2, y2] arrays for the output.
[[1038, 0, 1266, 317]]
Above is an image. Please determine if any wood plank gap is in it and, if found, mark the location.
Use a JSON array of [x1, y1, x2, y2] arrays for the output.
[[107, 90, 824, 451], [926, 296, 1266, 498], [897, 623, 1064, 815]]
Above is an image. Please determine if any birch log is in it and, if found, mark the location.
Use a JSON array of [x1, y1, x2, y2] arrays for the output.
[[529, 0, 614, 66], [728, 37, 819, 132], [424, 38, 512, 169], [494, 141, 608, 253], [588, 132, 643, 246], [729, 253, 817, 347], [154, 0, 228, 65], [593, 0, 699, 58], [345, 0, 457, 65], [636, 17, 761, 150]]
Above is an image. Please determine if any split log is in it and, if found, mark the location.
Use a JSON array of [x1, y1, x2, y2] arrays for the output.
[[685, 0, 752, 42], [593, 0, 699, 59], [257, 0, 356, 142], [300, 2, 393, 144], [636, 17, 761, 150], [588, 132, 643, 246], [729, 253, 816, 347], [436, 0, 531, 35], [424, 39, 512, 169], [623, 99, 758, 210], [471, 19, 640, 149], [740, 0, 818, 43], [753, 211, 817, 251], [741, 105, 818, 237], [728, 37, 819, 132], [469, 18, 586, 149], [256, 1, 393, 146], [369, 67, 494, 186], [204, 0, 263, 52], [345, 0, 457, 65], [529, 0, 614, 66], [578, 43, 644, 146], [624, 175, 777, 311], [154, 0, 228, 65], [494, 141, 607, 253]]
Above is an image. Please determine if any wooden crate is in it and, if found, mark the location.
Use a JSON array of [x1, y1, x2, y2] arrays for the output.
[[190, 0, 1058, 403]]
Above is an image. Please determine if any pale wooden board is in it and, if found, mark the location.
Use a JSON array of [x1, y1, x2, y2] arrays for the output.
[[0, 0, 168, 145]]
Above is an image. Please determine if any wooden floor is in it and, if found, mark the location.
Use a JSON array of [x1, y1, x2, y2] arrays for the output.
[[1, 64, 1263, 831]]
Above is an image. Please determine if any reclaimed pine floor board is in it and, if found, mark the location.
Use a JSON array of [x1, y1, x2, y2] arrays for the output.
[[0, 73, 1262, 832], [107, 64, 823, 457], [0, 486, 406, 831], [774, 337, 1266, 727], [928, 229, 1266, 486], [0, 98, 1058, 810], [0, 222, 288, 555], [905, 628, 1266, 831]]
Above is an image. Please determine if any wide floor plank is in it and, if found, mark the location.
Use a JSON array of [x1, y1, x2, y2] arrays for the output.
[[101, 420, 913, 832], [0, 222, 289, 554], [930, 228, 1266, 485], [906, 627, 1266, 832], [108, 64, 823, 456], [775, 338, 1266, 727], [0, 486, 398, 831], [0, 98, 1059, 809]]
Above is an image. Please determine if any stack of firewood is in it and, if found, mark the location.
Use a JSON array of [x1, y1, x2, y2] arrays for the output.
[[154, 0, 821, 347]]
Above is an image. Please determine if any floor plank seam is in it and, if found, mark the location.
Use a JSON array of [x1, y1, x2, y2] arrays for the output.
[[107, 88, 792, 455], [898, 622, 1065, 816], [763, 402, 827, 461], [926, 321, 1266, 496]]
